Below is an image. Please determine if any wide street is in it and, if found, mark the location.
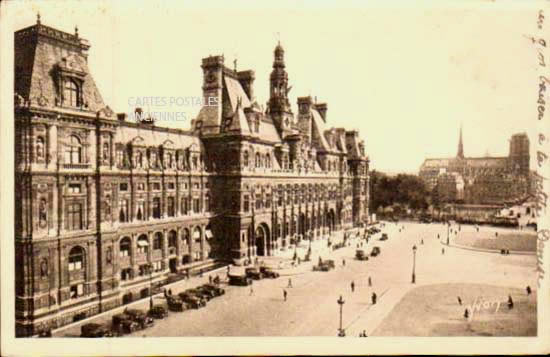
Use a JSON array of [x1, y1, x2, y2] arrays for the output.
[[55, 221, 537, 337]]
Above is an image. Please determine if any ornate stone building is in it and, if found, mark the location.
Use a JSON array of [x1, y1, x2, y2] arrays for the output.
[[14, 19, 370, 336], [419, 127, 531, 205]]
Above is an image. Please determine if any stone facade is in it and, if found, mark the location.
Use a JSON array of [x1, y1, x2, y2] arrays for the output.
[[14, 20, 370, 336]]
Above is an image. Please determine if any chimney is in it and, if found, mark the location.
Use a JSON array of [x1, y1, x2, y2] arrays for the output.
[[237, 70, 255, 100], [313, 103, 327, 122]]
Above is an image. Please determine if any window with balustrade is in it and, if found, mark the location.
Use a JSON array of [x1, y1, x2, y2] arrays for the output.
[[64, 135, 82, 165], [66, 202, 83, 230]]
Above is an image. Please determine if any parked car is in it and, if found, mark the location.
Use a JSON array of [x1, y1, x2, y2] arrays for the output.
[[355, 249, 369, 261], [228, 273, 253, 286], [185, 288, 212, 302], [167, 296, 188, 312], [379, 233, 388, 241], [201, 283, 225, 296], [245, 267, 263, 280], [124, 308, 155, 329], [112, 313, 140, 334], [196, 285, 217, 299], [370, 246, 381, 257], [178, 292, 206, 308], [313, 259, 335, 272], [148, 305, 168, 319], [259, 266, 280, 278], [80, 323, 114, 337]]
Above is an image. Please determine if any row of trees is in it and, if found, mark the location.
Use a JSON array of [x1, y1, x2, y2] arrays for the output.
[[369, 171, 431, 214]]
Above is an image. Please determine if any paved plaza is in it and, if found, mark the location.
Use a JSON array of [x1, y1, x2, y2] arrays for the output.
[[54, 222, 537, 337]]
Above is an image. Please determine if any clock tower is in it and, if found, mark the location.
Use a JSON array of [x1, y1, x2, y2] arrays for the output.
[[268, 42, 294, 137]]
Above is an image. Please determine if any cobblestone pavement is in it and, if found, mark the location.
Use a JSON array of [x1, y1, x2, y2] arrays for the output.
[[55, 222, 536, 337]]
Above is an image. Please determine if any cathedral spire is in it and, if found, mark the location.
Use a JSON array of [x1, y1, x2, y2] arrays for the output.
[[457, 124, 464, 159]]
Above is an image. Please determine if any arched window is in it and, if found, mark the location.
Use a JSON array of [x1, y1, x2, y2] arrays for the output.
[[153, 232, 163, 250], [168, 231, 177, 248], [64, 135, 82, 164], [68, 246, 85, 271], [102, 142, 109, 163], [205, 193, 210, 212], [243, 151, 249, 167], [64, 78, 81, 107], [137, 234, 149, 254], [182, 228, 190, 246], [36, 137, 45, 159], [255, 153, 261, 168], [265, 153, 271, 168], [119, 237, 131, 257]]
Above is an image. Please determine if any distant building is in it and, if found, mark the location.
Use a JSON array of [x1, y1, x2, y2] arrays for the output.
[[419, 126, 531, 205]]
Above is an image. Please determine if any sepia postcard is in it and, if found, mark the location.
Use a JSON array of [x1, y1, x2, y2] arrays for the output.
[[1, 0, 549, 355]]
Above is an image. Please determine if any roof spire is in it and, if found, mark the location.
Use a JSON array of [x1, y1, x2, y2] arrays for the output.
[[75, 25, 79, 37], [37, 12, 41, 25], [457, 124, 464, 159]]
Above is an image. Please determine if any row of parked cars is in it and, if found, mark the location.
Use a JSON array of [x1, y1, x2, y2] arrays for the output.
[[80, 283, 226, 337], [228, 266, 280, 285], [167, 283, 226, 311]]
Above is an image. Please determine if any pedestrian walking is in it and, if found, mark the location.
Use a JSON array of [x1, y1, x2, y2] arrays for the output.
[[342, 258, 346, 267], [442, 248, 445, 255], [508, 295, 514, 309], [168, 289, 172, 296], [249, 286, 254, 296], [457, 296, 462, 305], [421, 239, 424, 245], [464, 308, 469, 319], [288, 278, 292, 288], [437, 234, 440, 239], [283, 289, 287, 301], [371, 292, 377, 305], [368, 276, 372, 287], [527, 286, 532, 295], [351, 281, 355, 293]]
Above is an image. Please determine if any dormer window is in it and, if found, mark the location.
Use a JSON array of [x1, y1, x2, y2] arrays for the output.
[[64, 78, 82, 107]]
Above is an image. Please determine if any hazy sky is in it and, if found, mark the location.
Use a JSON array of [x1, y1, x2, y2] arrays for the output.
[[6, 0, 544, 173]]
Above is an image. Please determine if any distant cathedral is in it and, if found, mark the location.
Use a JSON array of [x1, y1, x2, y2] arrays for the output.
[[419, 127, 531, 205]]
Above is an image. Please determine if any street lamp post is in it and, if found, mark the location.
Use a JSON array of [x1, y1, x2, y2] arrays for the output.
[[412, 245, 417, 284], [337, 295, 346, 337], [146, 263, 154, 310]]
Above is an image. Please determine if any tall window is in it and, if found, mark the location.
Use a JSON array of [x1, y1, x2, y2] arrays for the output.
[[265, 153, 271, 168], [181, 197, 189, 215], [243, 151, 249, 167], [64, 135, 82, 164], [167, 197, 175, 217], [255, 153, 261, 168], [136, 201, 145, 221], [193, 198, 200, 213], [205, 194, 210, 212], [137, 235, 149, 255], [153, 233, 163, 250], [64, 78, 81, 107], [67, 202, 83, 230], [243, 195, 250, 212], [36, 137, 45, 160], [152, 197, 161, 218], [168, 231, 177, 248], [119, 199, 129, 222], [68, 246, 84, 271]]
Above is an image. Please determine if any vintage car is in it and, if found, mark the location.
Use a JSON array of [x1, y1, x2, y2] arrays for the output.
[[185, 288, 212, 302], [201, 283, 225, 296], [379, 233, 388, 241], [245, 267, 264, 280], [148, 305, 168, 319], [112, 313, 140, 334], [196, 285, 218, 299], [124, 308, 155, 329], [259, 266, 280, 278], [355, 249, 369, 261], [80, 323, 114, 338], [313, 259, 335, 272], [166, 296, 188, 312], [178, 292, 206, 308], [228, 273, 253, 286], [370, 246, 381, 257]]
